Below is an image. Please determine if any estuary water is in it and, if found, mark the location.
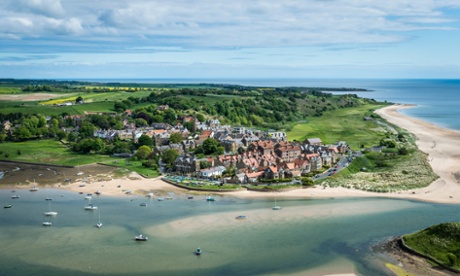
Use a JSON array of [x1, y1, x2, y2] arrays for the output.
[[1, 188, 460, 275]]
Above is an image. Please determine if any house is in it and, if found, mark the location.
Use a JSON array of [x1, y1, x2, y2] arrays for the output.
[[265, 166, 280, 179], [267, 131, 287, 142], [199, 166, 226, 178], [245, 171, 264, 183], [305, 138, 323, 146], [174, 155, 201, 174], [157, 105, 169, 111]]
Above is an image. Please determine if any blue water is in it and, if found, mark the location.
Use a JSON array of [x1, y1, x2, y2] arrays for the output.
[[75, 78, 460, 131], [1, 189, 460, 275]]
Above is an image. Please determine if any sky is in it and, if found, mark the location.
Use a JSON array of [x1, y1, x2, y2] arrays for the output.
[[1, 0, 460, 79]]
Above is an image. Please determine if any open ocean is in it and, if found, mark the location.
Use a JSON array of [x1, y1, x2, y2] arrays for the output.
[[77, 78, 460, 131], [2, 78, 459, 275]]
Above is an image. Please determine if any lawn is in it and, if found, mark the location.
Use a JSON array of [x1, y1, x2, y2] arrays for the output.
[[100, 160, 160, 178], [287, 103, 390, 149], [0, 140, 119, 166]]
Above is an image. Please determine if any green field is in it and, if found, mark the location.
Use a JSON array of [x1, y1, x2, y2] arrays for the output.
[[100, 160, 160, 178], [403, 222, 460, 271], [40, 90, 154, 105], [0, 140, 119, 166], [287, 103, 389, 149], [0, 87, 22, 94]]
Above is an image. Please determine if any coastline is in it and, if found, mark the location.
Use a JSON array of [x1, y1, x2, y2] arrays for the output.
[[3, 104, 460, 205]]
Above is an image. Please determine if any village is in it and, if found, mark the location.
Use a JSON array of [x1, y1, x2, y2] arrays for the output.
[[90, 107, 351, 184]]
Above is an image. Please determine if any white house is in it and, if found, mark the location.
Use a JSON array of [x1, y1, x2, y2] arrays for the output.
[[200, 166, 226, 178]]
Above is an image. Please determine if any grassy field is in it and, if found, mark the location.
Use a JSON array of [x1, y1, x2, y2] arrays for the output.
[[0, 87, 22, 94], [40, 90, 154, 105], [100, 160, 160, 178], [403, 222, 460, 271], [287, 103, 389, 149], [0, 140, 119, 166]]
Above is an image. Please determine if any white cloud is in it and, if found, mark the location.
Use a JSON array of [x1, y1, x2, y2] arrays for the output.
[[0, 0, 459, 49], [10, 0, 66, 18]]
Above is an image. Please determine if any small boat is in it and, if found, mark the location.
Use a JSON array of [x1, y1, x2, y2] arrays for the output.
[[44, 201, 58, 216], [272, 194, 282, 210], [45, 198, 52, 201], [157, 197, 165, 201], [135, 234, 148, 241], [84, 196, 92, 200], [42, 221, 52, 226], [187, 196, 194, 199], [84, 204, 98, 210], [140, 203, 147, 207], [165, 197, 173, 200], [206, 196, 215, 202], [235, 215, 247, 220], [95, 190, 101, 195], [195, 247, 202, 255], [146, 193, 154, 198], [44, 211, 58, 216], [11, 195, 20, 199], [96, 209, 102, 228], [30, 186, 38, 192], [4, 204, 12, 209]]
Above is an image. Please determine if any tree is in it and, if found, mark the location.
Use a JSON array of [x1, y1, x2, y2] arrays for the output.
[[56, 130, 66, 141], [135, 145, 152, 160], [113, 140, 132, 154], [137, 134, 153, 148], [202, 138, 220, 155], [200, 161, 210, 169], [162, 149, 179, 169], [170, 132, 183, 144], [75, 96, 83, 103], [196, 113, 205, 122], [135, 118, 148, 127]]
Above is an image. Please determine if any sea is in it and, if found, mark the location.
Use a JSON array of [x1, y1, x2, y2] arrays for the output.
[[2, 78, 460, 275]]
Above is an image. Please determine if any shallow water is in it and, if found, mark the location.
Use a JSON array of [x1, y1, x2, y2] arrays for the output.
[[1, 188, 459, 275]]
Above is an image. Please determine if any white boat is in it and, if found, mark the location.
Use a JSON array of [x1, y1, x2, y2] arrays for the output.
[[44, 201, 58, 216], [44, 211, 58, 216], [195, 247, 202, 255], [96, 209, 102, 228], [135, 234, 148, 241], [206, 196, 215, 202], [146, 193, 154, 198], [157, 197, 165, 201], [4, 204, 12, 209], [11, 194, 20, 199], [272, 194, 282, 210], [42, 221, 52, 226], [30, 180, 38, 192], [84, 204, 98, 210], [84, 196, 92, 200]]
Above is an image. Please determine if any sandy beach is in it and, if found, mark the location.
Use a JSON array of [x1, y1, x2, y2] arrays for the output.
[[36, 104, 460, 206]]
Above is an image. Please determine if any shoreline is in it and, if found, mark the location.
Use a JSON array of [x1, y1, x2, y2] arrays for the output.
[[67, 103, 460, 204], [2, 104, 460, 205]]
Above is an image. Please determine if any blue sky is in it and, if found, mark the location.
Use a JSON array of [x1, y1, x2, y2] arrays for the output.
[[1, 0, 460, 79]]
